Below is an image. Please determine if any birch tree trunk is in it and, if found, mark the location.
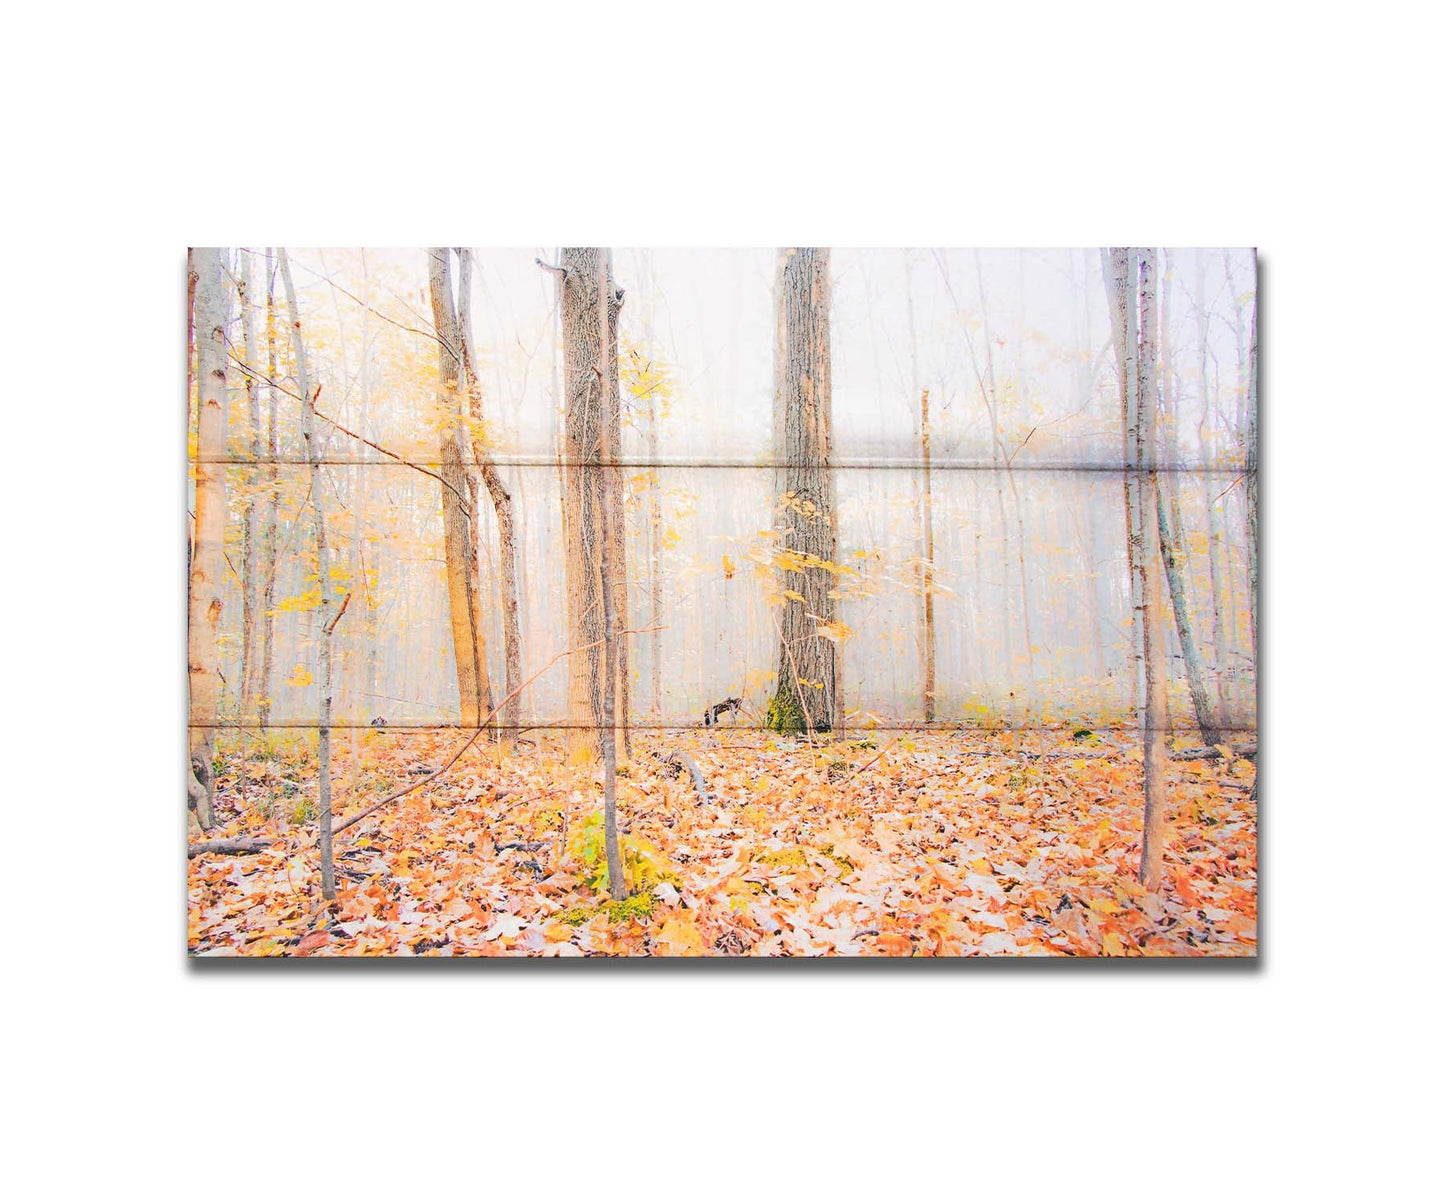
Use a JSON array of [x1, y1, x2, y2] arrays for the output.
[[556, 248, 625, 764], [1135, 248, 1172, 892], [456, 248, 523, 748], [766, 248, 837, 735], [278, 248, 336, 901], [187, 247, 228, 832], [427, 247, 492, 730]]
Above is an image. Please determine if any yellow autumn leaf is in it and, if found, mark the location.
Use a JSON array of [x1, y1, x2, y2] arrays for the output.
[[1101, 931, 1126, 956], [1086, 898, 1122, 914], [653, 918, 706, 956]]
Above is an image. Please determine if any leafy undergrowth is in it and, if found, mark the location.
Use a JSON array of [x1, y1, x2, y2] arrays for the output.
[[188, 729, 1256, 957]]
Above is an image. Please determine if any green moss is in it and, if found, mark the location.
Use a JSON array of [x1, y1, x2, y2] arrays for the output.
[[603, 892, 656, 924], [756, 846, 808, 871], [556, 891, 656, 927], [765, 689, 831, 736]]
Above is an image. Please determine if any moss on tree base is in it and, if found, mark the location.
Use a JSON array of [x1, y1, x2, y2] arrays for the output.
[[764, 690, 830, 736]]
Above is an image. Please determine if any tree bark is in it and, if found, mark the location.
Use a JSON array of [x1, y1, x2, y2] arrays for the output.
[[766, 248, 837, 735], [920, 387, 936, 722], [187, 248, 229, 832], [1134, 248, 1172, 892], [1103, 248, 1147, 725], [427, 248, 492, 730], [257, 250, 281, 730], [278, 248, 335, 901], [595, 254, 626, 900], [456, 249, 523, 749], [237, 250, 262, 724], [556, 248, 626, 764]]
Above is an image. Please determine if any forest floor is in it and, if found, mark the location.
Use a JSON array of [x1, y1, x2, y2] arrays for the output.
[[188, 728, 1257, 957]]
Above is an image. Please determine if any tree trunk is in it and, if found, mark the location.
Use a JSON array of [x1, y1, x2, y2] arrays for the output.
[[1157, 489, 1225, 746], [427, 248, 492, 730], [1246, 275, 1259, 674], [237, 250, 262, 724], [456, 249, 523, 749], [278, 248, 335, 901], [556, 248, 625, 764], [187, 248, 229, 832], [920, 387, 936, 722], [765, 248, 836, 736], [257, 251, 281, 731], [1134, 249, 1172, 892], [594, 254, 626, 900], [1103, 248, 1147, 728]]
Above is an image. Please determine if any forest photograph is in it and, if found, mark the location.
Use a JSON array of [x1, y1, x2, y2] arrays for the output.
[[186, 246, 1258, 958]]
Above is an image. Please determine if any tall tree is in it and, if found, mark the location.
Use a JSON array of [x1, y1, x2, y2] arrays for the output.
[[593, 253, 627, 901], [1136, 249, 1172, 890], [555, 248, 627, 764], [456, 248, 523, 747], [1245, 261, 1259, 676], [765, 248, 837, 735], [278, 248, 336, 900], [427, 248, 493, 730], [187, 248, 229, 832], [1196, 255, 1229, 671], [904, 252, 936, 722], [919, 387, 937, 723], [1112, 248, 1175, 892], [257, 250, 281, 730], [236, 250, 263, 722], [1155, 253, 1225, 745], [1103, 248, 1147, 720]]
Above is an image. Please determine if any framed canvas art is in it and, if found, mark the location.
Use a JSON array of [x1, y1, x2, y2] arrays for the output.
[[186, 247, 1257, 957]]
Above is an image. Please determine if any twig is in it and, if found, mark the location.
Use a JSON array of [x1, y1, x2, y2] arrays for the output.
[[663, 751, 712, 806], [324, 591, 352, 636], [224, 351, 472, 517]]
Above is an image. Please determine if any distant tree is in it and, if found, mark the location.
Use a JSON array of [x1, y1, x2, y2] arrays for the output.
[[256, 250, 281, 731], [187, 247, 229, 832], [278, 248, 336, 901], [236, 249, 263, 723], [456, 248, 523, 747], [765, 248, 838, 735], [427, 248, 493, 730]]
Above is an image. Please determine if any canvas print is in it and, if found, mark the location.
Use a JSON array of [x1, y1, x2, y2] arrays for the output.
[[187, 247, 1257, 957]]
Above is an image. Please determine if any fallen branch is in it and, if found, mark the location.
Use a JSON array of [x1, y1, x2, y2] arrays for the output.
[[664, 751, 712, 806], [187, 837, 283, 859], [1170, 743, 1257, 761]]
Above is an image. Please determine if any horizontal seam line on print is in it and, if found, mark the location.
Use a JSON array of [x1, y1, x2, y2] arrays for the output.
[[189, 722, 1258, 733], [188, 458, 1255, 472]]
